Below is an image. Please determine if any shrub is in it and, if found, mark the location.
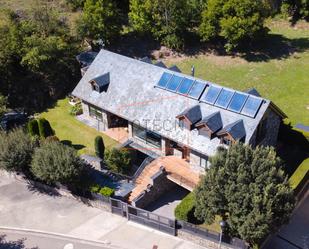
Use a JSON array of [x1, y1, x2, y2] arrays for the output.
[[99, 186, 114, 197], [94, 136, 105, 159], [175, 192, 198, 222], [38, 118, 54, 138], [69, 103, 82, 116], [31, 141, 84, 185], [0, 128, 36, 172], [90, 184, 101, 193], [27, 119, 40, 137], [105, 148, 131, 174]]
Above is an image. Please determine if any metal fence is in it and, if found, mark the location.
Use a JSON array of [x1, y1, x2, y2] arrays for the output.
[[110, 198, 176, 236]]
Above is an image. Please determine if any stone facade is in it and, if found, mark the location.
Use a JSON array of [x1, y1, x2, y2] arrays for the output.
[[249, 109, 281, 147]]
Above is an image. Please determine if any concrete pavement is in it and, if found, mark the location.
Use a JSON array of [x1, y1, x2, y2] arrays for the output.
[[0, 175, 207, 249]]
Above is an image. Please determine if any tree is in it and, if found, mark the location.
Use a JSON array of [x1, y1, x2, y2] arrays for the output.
[[31, 141, 84, 185], [129, 0, 196, 49], [66, 0, 86, 10], [105, 148, 131, 174], [27, 119, 40, 137], [0, 94, 7, 117], [199, 0, 268, 51], [77, 0, 122, 45], [194, 143, 295, 244], [281, 0, 309, 22], [94, 136, 105, 159], [0, 128, 36, 172], [38, 118, 54, 138]]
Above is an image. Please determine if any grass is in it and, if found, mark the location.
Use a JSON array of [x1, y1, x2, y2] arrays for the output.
[[40, 98, 118, 155], [164, 20, 309, 125]]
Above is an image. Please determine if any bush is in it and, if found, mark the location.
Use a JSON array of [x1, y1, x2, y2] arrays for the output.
[[90, 184, 101, 193], [99, 186, 115, 197], [0, 128, 36, 172], [94, 136, 105, 159], [44, 135, 60, 143], [175, 192, 199, 222], [38, 118, 54, 138], [105, 148, 131, 174], [27, 119, 40, 137], [31, 141, 84, 185], [69, 103, 82, 116]]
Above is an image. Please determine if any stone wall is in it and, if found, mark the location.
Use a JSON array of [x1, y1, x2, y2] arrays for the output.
[[250, 109, 281, 147], [132, 170, 177, 208]]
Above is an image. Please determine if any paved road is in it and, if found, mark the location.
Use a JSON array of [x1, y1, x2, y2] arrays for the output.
[[0, 228, 115, 249], [0, 174, 206, 249], [264, 190, 309, 249]]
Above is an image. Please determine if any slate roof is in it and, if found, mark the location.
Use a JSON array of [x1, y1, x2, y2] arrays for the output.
[[217, 120, 246, 140], [176, 105, 202, 124], [246, 88, 261, 97], [155, 61, 167, 68], [76, 51, 98, 67], [72, 49, 279, 156], [169, 65, 182, 73], [196, 111, 223, 133]]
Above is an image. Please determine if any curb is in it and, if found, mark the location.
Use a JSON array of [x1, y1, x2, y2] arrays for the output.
[[0, 226, 121, 249]]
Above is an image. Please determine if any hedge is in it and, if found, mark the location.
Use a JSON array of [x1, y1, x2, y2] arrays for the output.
[[94, 136, 105, 159], [27, 119, 40, 137], [99, 186, 115, 197], [175, 192, 196, 222], [38, 118, 54, 138], [289, 158, 309, 191]]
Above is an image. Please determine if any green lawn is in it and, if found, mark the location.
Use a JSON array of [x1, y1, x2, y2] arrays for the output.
[[40, 98, 118, 155], [164, 20, 309, 125]]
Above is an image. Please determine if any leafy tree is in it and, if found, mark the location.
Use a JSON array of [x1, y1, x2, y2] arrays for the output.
[[0, 94, 7, 117], [129, 0, 195, 49], [194, 143, 295, 244], [27, 119, 40, 137], [199, 0, 268, 51], [105, 148, 131, 174], [281, 0, 309, 22], [31, 141, 84, 185], [94, 136, 105, 159], [66, 0, 86, 10], [77, 0, 122, 45], [0, 128, 36, 172], [38, 118, 54, 138]]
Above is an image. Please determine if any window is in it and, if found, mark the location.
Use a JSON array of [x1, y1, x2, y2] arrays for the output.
[[132, 124, 161, 148], [89, 105, 103, 121], [221, 137, 232, 145], [200, 156, 208, 168]]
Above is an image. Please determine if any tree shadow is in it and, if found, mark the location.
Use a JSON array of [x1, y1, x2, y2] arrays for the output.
[[238, 34, 309, 62], [277, 122, 309, 176], [25, 179, 61, 197], [61, 140, 85, 151], [0, 235, 38, 249]]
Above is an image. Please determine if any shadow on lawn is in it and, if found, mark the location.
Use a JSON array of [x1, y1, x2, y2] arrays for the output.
[[277, 122, 309, 176], [0, 234, 38, 249], [61, 140, 85, 151]]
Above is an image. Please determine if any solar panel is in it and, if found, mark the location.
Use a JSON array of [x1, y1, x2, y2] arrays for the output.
[[157, 72, 172, 88], [241, 95, 263, 117], [228, 92, 248, 113], [188, 81, 206, 99], [215, 89, 234, 108], [177, 78, 194, 95], [200, 85, 222, 104], [166, 75, 183, 91]]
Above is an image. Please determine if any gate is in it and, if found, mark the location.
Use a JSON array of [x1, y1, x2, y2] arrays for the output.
[[110, 198, 176, 236]]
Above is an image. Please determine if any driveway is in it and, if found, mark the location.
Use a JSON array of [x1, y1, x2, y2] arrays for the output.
[[145, 186, 190, 219], [263, 190, 309, 249], [0, 175, 206, 249]]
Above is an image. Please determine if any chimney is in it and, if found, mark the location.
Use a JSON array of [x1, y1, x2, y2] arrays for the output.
[[191, 65, 195, 76]]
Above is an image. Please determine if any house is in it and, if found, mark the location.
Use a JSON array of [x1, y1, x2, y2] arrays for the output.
[[72, 49, 286, 206]]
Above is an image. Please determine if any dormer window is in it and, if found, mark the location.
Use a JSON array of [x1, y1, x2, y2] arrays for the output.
[[176, 105, 202, 130], [195, 111, 222, 139], [89, 72, 110, 93], [217, 120, 246, 145]]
